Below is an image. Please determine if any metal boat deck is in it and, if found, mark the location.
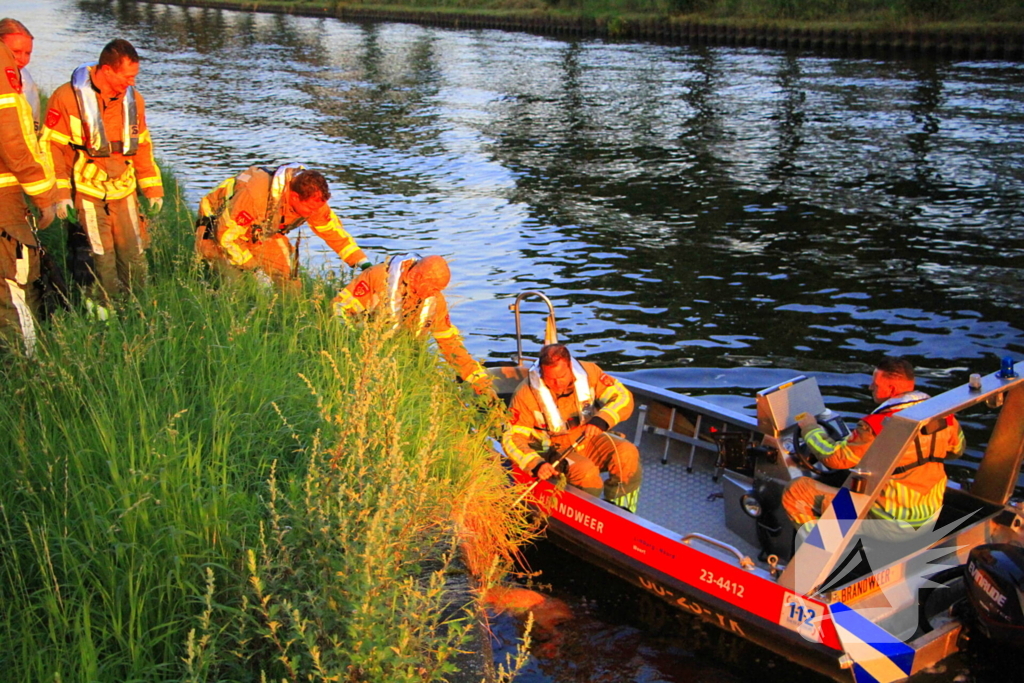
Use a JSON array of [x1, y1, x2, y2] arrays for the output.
[[635, 443, 760, 560]]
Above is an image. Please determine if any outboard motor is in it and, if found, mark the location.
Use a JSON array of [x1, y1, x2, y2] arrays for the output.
[[964, 544, 1024, 644]]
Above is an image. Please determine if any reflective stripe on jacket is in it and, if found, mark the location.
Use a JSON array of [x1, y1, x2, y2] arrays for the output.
[[502, 360, 634, 472], [803, 391, 965, 526], [526, 358, 593, 435], [385, 254, 435, 334], [333, 258, 490, 392], [40, 66, 162, 202], [0, 43, 54, 207], [198, 164, 367, 269], [70, 64, 139, 157]]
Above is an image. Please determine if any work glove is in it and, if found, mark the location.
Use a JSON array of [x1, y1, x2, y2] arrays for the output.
[[148, 197, 163, 214], [795, 411, 819, 434], [56, 198, 74, 220], [358, 259, 372, 271], [38, 203, 57, 230]]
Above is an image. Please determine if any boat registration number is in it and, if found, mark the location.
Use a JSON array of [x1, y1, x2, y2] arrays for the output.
[[699, 568, 745, 597]]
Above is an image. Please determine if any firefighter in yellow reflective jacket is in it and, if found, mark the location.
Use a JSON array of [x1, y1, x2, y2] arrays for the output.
[[40, 38, 163, 309], [782, 356, 965, 539], [502, 343, 643, 512], [332, 254, 493, 396], [0, 18, 38, 127], [0, 19, 55, 355], [196, 164, 369, 285]]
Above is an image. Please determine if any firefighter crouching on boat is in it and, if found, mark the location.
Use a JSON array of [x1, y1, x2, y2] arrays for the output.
[[195, 165, 370, 286], [782, 356, 965, 542], [0, 18, 55, 355], [503, 343, 643, 512], [40, 39, 163, 314], [332, 254, 495, 398]]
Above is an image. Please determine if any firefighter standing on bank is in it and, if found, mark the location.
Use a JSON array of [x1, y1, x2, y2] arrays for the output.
[[40, 38, 163, 314], [195, 164, 369, 286], [1, 18, 39, 128], [782, 356, 965, 540], [503, 343, 643, 512], [0, 17, 55, 355], [332, 254, 494, 397]]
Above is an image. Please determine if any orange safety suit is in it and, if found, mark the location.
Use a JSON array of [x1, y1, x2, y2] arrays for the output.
[[332, 255, 491, 394], [195, 164, 368, 284], [502, 359, 642, 505], [40, 64, 163, 301], [782, 391, 966, 529], [0, 42, 55, 353]]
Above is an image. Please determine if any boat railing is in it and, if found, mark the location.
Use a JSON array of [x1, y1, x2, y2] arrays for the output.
[[680, 533, 757, 570], [508, 290, 557, 367]]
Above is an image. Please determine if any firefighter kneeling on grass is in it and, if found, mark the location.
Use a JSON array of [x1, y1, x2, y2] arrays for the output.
[[503, 343, 643, 512], [195, 164, 370, 286]]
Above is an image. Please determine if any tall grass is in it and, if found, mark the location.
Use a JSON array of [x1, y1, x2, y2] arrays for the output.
[[1, 168, 532, 681]]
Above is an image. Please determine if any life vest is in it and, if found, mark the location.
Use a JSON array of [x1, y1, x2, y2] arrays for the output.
[[257, 163, 306, 240], [385, 254, 435, 335], [527, 358, 595, 435], [21, 67, 39, 131], [862, 391, 957, 474], [70, 64, 139, 157], [204, 164, 306, 241]]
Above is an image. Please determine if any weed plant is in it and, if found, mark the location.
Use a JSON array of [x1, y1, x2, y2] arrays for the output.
[[1, 168, 532, 681]]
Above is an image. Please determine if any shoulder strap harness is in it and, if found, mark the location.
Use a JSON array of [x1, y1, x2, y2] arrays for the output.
[[70, 64, 139, 157], [258, 163, 305, 240], [385, 254, 435, 334], [527, 359, 594, 435], [861, 391, 958, 474]]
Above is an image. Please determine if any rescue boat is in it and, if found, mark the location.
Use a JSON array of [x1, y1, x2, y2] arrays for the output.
[[488, 291, 1024, 683]]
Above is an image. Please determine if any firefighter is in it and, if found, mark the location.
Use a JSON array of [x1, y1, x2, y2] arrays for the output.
[[782, 356, 965, 540], [502, 343, 643, 512], [0, 18, 38, 128], [332, 254, 493, 396], [195, 164, 369, 286], [40, 38, 163, 313], [0, 18, 55, 355]]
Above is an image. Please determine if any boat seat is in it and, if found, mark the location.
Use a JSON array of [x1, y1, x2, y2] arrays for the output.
[[935, 487, 1003, 535], [486, 364, 530, 402], [633, 401, 717, 471]]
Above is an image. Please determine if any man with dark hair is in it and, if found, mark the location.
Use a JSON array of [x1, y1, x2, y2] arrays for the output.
[[782, 356, 965, 538], [0, 17, 55, 354], [97, 38, 139, 69], [502, 343, 643, 512], [333, 253, 493, 396], [41, 38, 163, 314], [195, 164, 370, 285]]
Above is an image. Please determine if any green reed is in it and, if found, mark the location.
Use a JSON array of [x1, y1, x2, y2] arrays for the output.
[[1, 168, 531, 681]]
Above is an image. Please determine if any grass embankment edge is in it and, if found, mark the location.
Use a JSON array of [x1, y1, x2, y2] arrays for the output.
[[0, 167, 533, 681], [140, 0, 1024, 59]]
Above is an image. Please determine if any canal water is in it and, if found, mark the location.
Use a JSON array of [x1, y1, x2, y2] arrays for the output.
[[11, 1, 1024, 680]]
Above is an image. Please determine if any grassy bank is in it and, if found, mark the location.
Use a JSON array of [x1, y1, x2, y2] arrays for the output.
[[0, 171, 530, 681], [147, 0, 1024, 31], [144, 0, 1024, 60]]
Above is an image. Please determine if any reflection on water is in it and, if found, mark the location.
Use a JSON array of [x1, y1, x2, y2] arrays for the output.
[[14, 0, 1023, 395], [10, 2, 1024, 679]]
